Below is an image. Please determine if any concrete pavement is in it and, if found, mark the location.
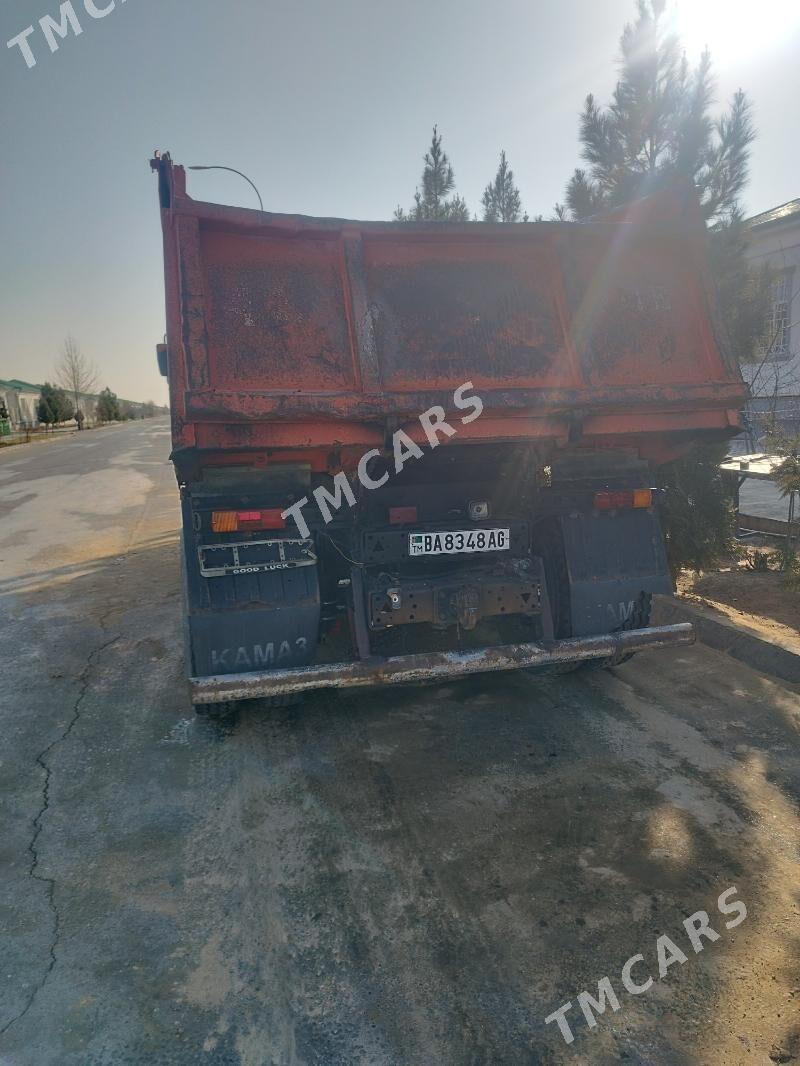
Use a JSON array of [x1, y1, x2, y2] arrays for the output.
[[0, 419, 798, 1065], [739, 478, 795, 523]]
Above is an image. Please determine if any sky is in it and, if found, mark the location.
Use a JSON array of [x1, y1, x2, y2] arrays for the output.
[[1, 0, 799, 404]]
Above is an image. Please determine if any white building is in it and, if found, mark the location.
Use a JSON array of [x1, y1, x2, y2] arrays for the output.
[[0, 379, 42, 429], [742, 199, 800, 440]]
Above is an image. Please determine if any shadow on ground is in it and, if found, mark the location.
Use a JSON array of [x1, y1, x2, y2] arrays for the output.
[[0, 537, 798, 1065]]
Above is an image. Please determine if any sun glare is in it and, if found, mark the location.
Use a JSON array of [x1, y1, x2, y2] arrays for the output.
[[673, 0, 800, 66]]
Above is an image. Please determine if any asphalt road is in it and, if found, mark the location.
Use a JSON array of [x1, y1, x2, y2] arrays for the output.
[[1, 419, 798, 1066], [739, 479, 796, 523]]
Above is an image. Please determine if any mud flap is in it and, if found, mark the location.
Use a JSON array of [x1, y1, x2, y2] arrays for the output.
[[182, 530, 320, 677], [188, 600, 319, 676], [559, 510, 672, 637]]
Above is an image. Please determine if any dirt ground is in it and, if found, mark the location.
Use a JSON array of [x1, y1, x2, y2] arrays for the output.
[[677, 547, 800, 654]]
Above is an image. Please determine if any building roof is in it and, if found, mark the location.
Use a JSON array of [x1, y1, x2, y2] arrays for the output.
[[747, 199, 800, 230], [720, 453, 785, 481], [0, 379, 43, 392]]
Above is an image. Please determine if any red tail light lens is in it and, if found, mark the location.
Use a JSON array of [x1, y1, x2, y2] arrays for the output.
[[594, 489, 653, 511], [389, 506, 418, 525], [595, 491, 630, 510], [211, 509, 287, 532]]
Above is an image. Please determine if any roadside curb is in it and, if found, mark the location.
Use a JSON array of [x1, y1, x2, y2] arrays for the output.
[[652, 594, 800, 685]]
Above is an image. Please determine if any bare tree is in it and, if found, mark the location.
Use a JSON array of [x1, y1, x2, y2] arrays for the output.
[[56, 336, 98, 429]]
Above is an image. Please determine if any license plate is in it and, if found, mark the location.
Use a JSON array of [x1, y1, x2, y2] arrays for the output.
[[408, 529, 511, 556]]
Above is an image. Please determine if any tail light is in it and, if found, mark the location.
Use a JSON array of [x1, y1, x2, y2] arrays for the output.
[[594, 489, 653, 511], [389, 506, 418, 525], [211, 508, 287, 533]]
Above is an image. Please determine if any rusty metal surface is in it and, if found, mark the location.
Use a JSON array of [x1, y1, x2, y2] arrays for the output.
[[189, 622, 694, 702], [367, 572, 541, 631], [202, 231, 355, 393], [151, 154, 748, 464], [362, 241, 573, 390]]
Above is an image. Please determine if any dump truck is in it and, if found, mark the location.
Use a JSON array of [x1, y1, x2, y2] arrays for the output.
[[150, 152, 747, 713]]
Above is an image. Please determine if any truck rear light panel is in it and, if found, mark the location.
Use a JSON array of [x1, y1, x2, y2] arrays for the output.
[[593, 489, 653, 511], [198, 538, 315, 578], [211, 509, 287, 533]]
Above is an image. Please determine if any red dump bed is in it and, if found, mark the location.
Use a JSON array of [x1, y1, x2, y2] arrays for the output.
[[153, 155, 746, 466]]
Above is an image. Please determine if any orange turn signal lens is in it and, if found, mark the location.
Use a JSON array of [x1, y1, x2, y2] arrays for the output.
[[632, 488, 653, 508], [211, 510, 238, 532]]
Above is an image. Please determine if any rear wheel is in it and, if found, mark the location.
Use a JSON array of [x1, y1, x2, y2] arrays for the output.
[[613, 591, 652, 665], [192, 694, 303, 718], [255, 694, 304, 709], [193, 700, 239, 720], [622, 591, 652, 630]]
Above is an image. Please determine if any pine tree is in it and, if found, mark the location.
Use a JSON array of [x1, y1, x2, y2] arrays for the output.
[[561, 0, 768, 575], [395, 126, 471, 222], [481, 151, 522, 222], [37, 382, 73, 427], [96, 387, 121, 422], [659, 443, 736, 578], [564, 3, 756, 222]]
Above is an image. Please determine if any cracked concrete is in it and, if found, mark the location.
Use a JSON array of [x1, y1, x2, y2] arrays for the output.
[[0, 418, 798, 1065], [2, 630, 122, 1037]]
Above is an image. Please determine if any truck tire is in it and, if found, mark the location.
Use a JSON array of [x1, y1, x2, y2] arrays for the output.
[[623, 591, 652, 630], [193, 700, 239, 720], [255, 694, 303, 710], [192, 694, 301, 719], [613, 591, 652, 665]]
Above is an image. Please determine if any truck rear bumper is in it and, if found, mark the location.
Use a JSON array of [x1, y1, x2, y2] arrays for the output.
[[189, 623, 694, 704]]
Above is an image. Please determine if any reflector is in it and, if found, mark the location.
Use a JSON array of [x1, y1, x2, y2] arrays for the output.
[[389, 506, 418, 525], [594, 491, 631, 510]]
